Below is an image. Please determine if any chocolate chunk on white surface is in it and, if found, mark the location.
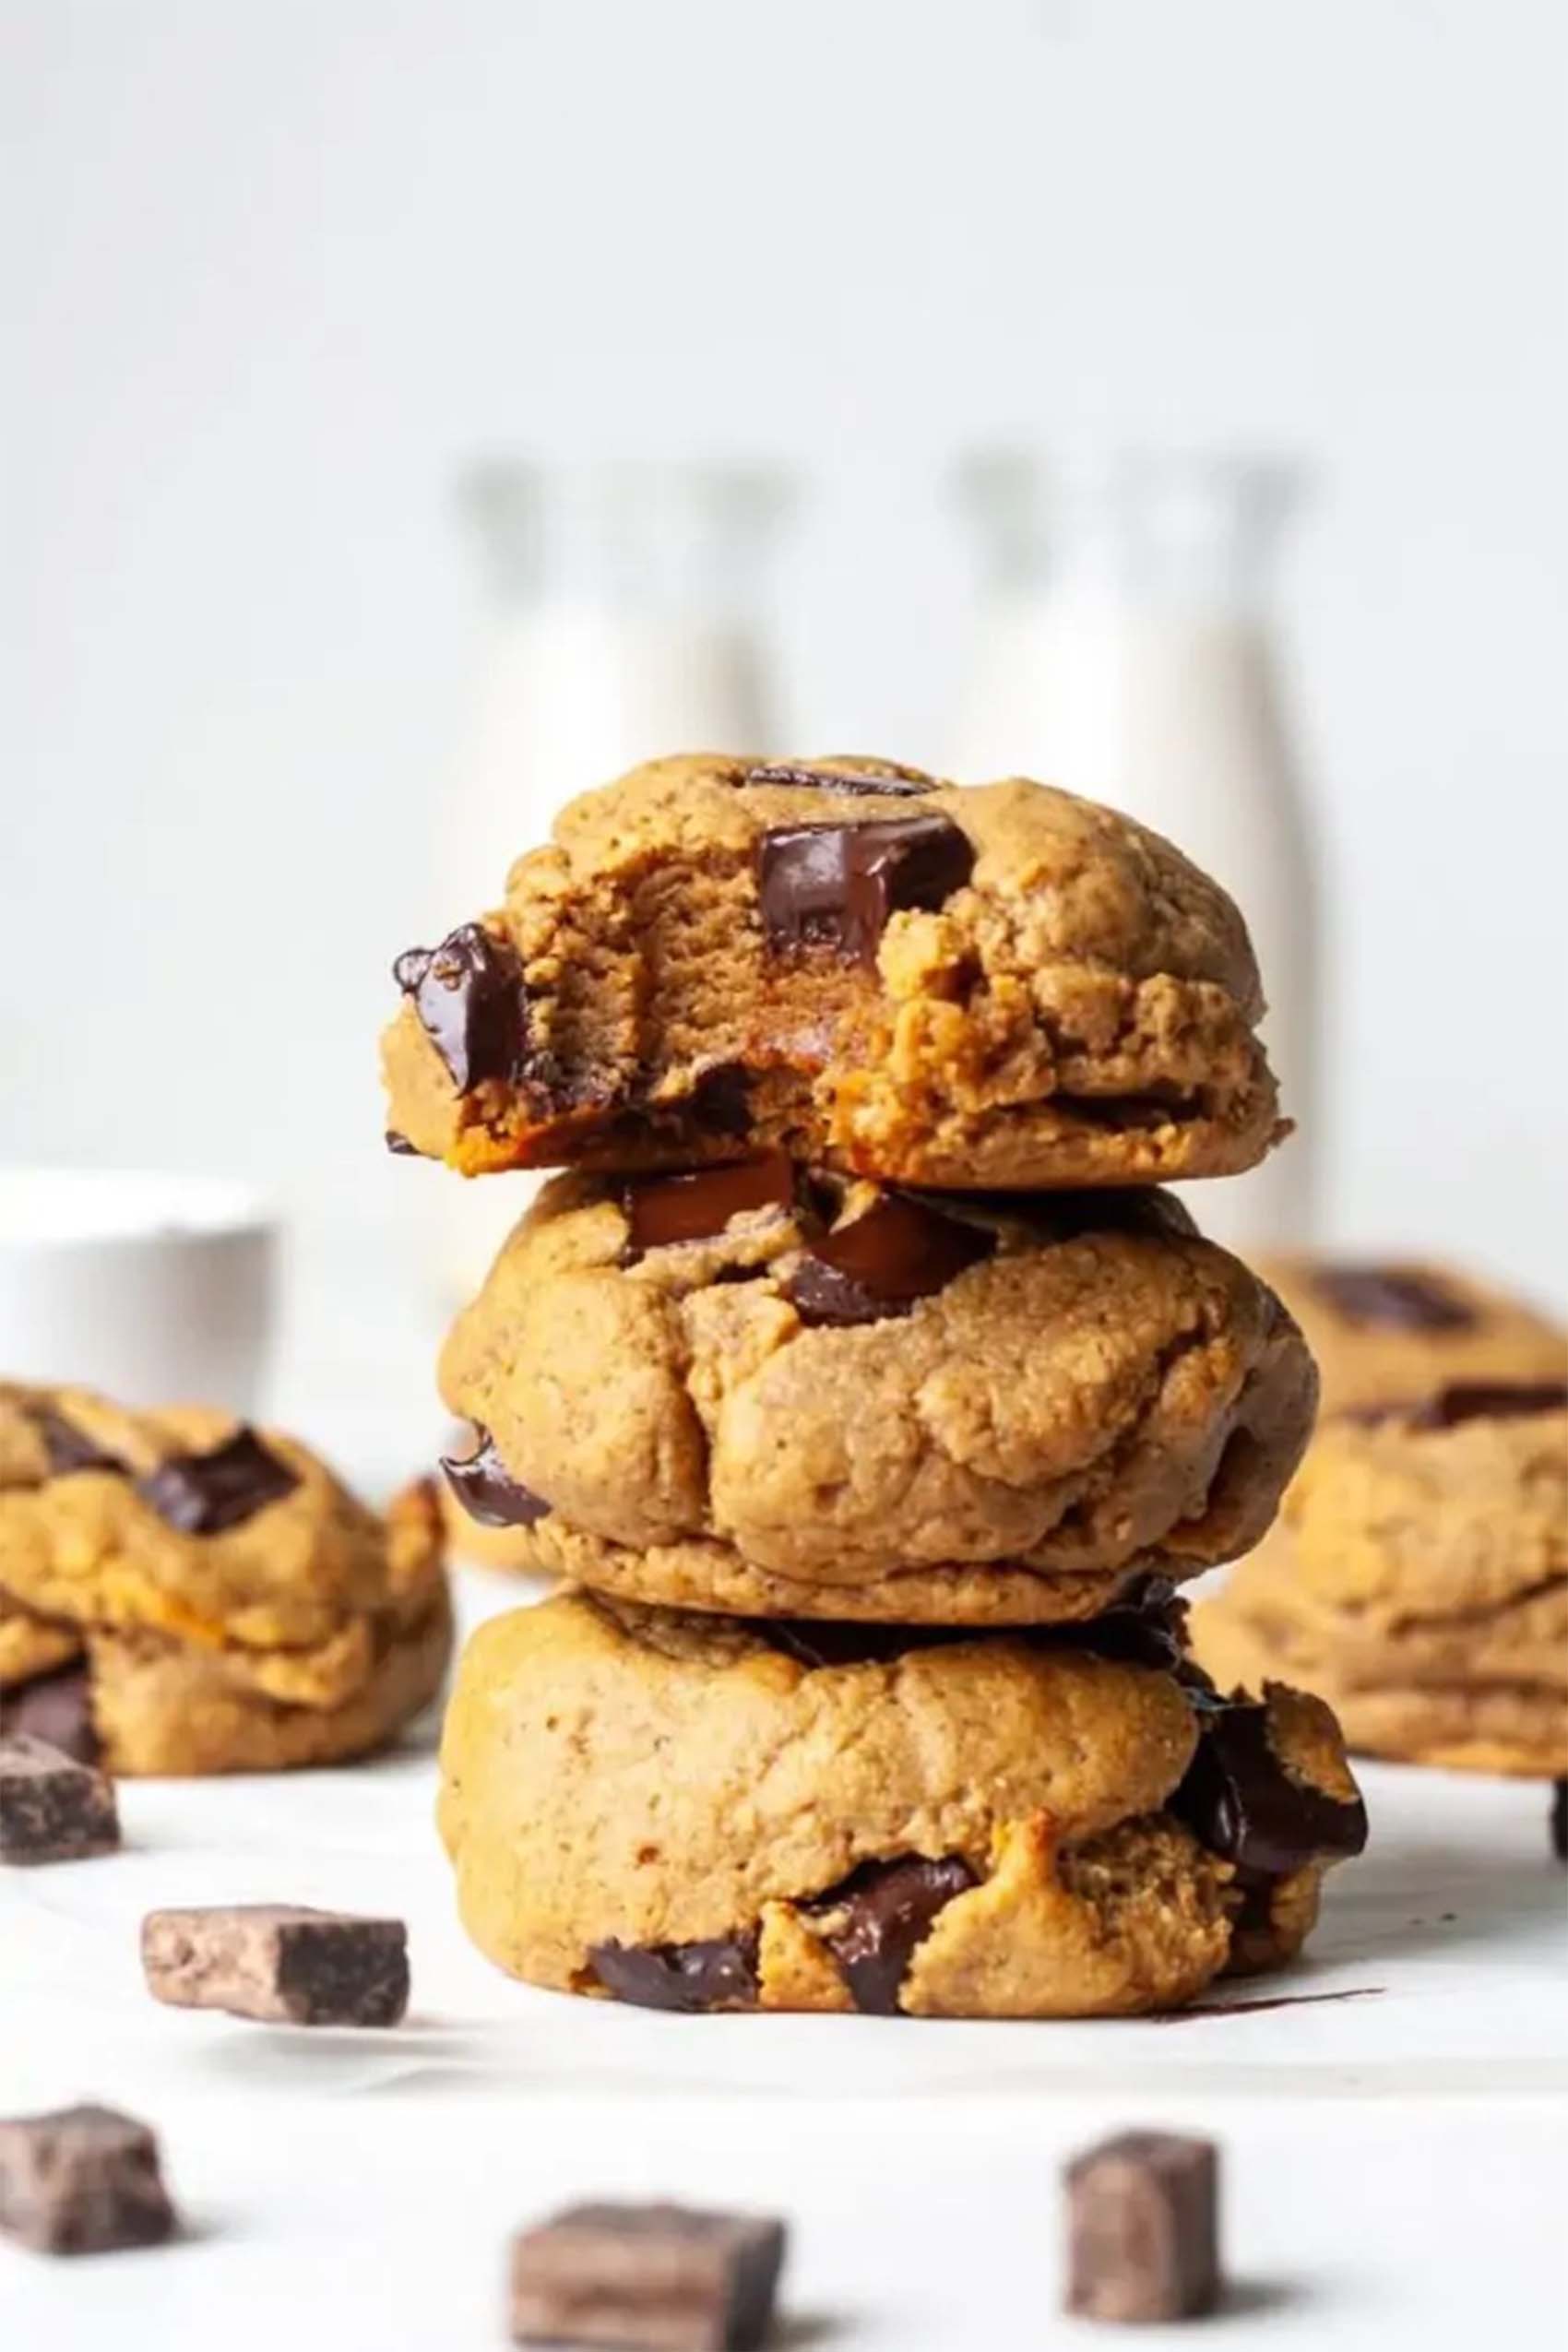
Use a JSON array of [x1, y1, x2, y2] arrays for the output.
[[509, 2201, 787, 2349], [0, 1733, 119, 1864], [1065, 2130, 1220, 2322], [0, 2105, 176, 2255], [141, 1904, 409, 2025]]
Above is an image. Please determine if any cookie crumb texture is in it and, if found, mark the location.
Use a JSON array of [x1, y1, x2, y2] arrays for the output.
[[1194, 1391, 1568, 1776], [437, 1590, 1363, 2019], [0, 1383, 451, 1775], [438, 1175, 1315, 1622], [382, 755, 1283, 1191]]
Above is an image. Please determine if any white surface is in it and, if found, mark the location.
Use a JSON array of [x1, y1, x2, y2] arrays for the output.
[[5, 0, 1568, 1298], [4, 1572, 1566, 2345]]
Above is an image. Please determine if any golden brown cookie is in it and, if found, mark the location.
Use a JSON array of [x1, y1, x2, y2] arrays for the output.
[[0, 1383, 451, 1775], [437, 1586, 1365, 2017], [436, 1170, 1315, 1623], [1193, 1382, 1568, 1776], [1253, 1255, 1564, 1416], [382, 754, 1284, 1191]]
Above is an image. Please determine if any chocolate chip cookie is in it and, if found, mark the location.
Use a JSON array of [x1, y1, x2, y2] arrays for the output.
[[434, 1167, 1314, 1624], [1253, 1254, 1564, 1416], [382, 755, 1284, 1191], [437, 1585, 1365, 2016], [1193, 1381, 1568, 1776], [0, 1384, 451, 1775]]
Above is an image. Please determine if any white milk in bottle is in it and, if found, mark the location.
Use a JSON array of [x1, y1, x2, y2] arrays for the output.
[[947, 450, 1319, 1252]]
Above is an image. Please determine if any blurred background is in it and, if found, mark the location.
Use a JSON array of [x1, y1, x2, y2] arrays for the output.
[[4, 0, 1565, 1472]]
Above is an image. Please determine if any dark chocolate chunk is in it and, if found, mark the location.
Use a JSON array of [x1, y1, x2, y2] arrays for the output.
[[510, 2201, 787, 2352], [142, 1906, 409, 2026], [801, 1853, 977, 2014], [30, 1408, 128, 1479], [440, 1428, 551, 1529], [766, 1621, 957, 1670], [384, 1127, 420, 1156], [684, 1061, 754, 1137], [136, 1426, 299, 1536], [0, 2105, 176, 2255], [1170, 1703, 1367, 1876], [623, 1153, 797, 1255], [743, 759, 935, 798], [1057, 1574, 1191, 1675], [1313, 1265, 1474, 1331], [0, 1664, 99, 1765], [393, 921, 528, 1092], [1414, 1379, 1568, 1429], [0, 1735, 119, 1866], [1552, 1779, 1566, 1865], [589, 1932, 760, 2014], [785, 1193, 993, 1326], [1064, 2131, 1220, 2322], [756, 813, 974, 965]]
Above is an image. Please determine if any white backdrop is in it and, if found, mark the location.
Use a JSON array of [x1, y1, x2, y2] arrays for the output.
[[5, 0, 1565, 1301]]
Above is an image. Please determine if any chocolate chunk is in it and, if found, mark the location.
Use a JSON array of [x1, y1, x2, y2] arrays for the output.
[[1552, 1780, 1566, 1865], [1064, 2131, 1220, 2322], [141, 1906, 409, 2026], [510, 2202, 787, 2352], [589, 1933, 760, 2014], [393, 921, 529, 1092], [766, 1621, 956, 1670], [384, 1127, 420, 1156], [756, 813, 974, 965], [743, 759, 935, 798], [684, 1061, 754, 1137], [801, 1853, 977, 2014], [623, 1153, 797, 1255], [0, 2105, 176, 2255], [1058, 1574, 1191, 1674], [1170, 1704, 1368, 1876], [440, 1428, 551, 1529], [0, 1735, 119, 1866], [0, 1664, 99, 1765], [136, 1426, 299, 1536], [1414, 1379, 1568, 1429], [30, 1408, 127, 1479], [1314, 1265, 1474, 1330], [785, 1193, 993, 1326]]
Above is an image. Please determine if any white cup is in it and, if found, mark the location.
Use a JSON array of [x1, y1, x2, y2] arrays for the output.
[[0, 1169, 278, 1412]]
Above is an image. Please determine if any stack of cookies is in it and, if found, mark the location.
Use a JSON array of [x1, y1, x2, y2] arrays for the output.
[[385, 754, 1367, 2018]]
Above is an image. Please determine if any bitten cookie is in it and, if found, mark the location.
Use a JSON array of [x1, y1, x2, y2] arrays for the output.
[[1252, 1255, 1564, 1416], [382, 754, 1284, 1191], [1193, 1381, 1568, 1776], [0, 1384, 451, 1775], [436, 1168, 1316, 1624], [437, 1585, 1365, 2017]]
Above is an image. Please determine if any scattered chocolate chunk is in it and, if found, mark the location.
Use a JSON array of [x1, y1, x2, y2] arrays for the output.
[[393, 921, 529, 1092], [785, 1193, 993, 1326], [30, 1408, 128, 1479], [0, 2105, 176, 2255], [440, 1427, 551, 1529], [1313, 1265, 1474, 1330], [1552, 1779, 1566, 1865], [743, 759, 935, 798], [0, 1664, 99, 1765], [384, 1127, 420, 1155], [801, 1853, 977, 2014], [510, 2201, 787, 2351], [684, 1061, 754, 1137], [623, 1153, 797, 1255], [141, 1906, 409, 2026], [589, 1932, 759, 2014], [1064, 2131, 1220, 2322], [756, 813, 974, 965], [0, 1735, 118, 1865], [136, 1426, 299, 1536], [1170, 1704, 1368, 1876]]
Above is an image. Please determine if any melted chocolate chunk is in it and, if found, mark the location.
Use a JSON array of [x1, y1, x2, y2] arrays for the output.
[[392, 922, 528, 1092], [785, 1194, 993, 1326], [439, 1428, 551, 1529], [1552, 1779, 1566, 1865], [30, 1409, 127, 1480], [801, 1853, 978, 2013], [1056, 1575, 1191, 1675], [756, 814, 974, 966], [743, 760, 936, 798], [623, 1152, 798, 1256], [766, 1621, 960, 1670], [384, 1128, 420, 1156], [685, 1060, 754, 1137], [590, 1932, 759, 2013], [1342, 1379, 1568, 1434], [137, 1428, 299, 1537], [0, 1666, 99, 1766], [1170, 1704, 1367, 1877], [1313, 1265, 1474, 1331]]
